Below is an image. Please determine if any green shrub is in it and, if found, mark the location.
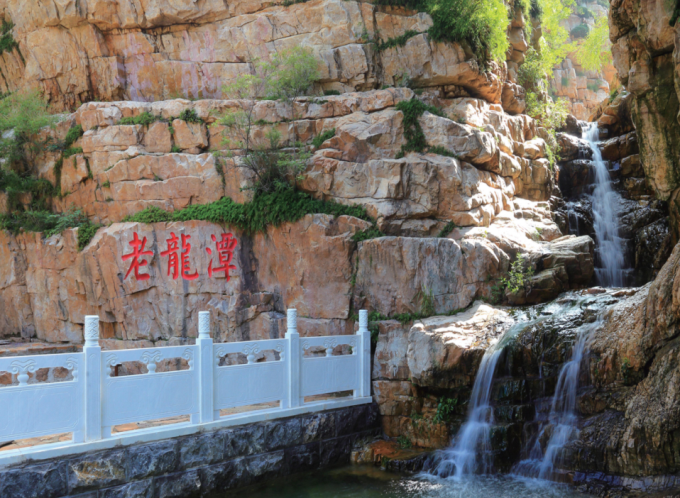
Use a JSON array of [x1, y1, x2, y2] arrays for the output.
[[397, 435, 412, 449], [427, 145, 457, 158], [312, 128, 336, 148], [0, 168, 54, 211], [171, 145, 181, 153], [0, 20, 18, 54], [323, 90, 341, 96], [63, 147, 83, 159], [574, 15, 612, 72], [63, 125, 84, 149], [500, 253, 535, 295], [124, 189, 373, 234], [427, 0, 509, 64], [571, 23, 590, 39], [178, 109, 202, 124], [434, 397, 458, 424], [0, 208, 88, 238], [0, 90, 59, 169], [576, 5, 594, 18], [561, 76, 569, 87], [587, 81, 600, 92], [119, 112, 159, 127], [352, 226, 384, 243], [77, 221, 102, 250]]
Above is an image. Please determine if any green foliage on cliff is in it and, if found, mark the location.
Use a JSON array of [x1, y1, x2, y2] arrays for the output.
[[434, 397, 458, 424], [352, 226, 384, 243], [312, 128, 336, 148], [0, 208, 91, 239], [0, 168, 54, 211], [0, 90, 59, 170], [396, 98, 445, 157], [372, 0, 509, 64], [499, 253, 535, 296], [376, 30, 421, 52], [575, 15, 612, 72], [0, 21, 18, 55], [218, 47, 320, 194], [119, 112, 160, 127], [123, 190, 373, 234]]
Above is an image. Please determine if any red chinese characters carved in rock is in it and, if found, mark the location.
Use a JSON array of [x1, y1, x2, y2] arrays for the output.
[[122, 232, 153, 281], [160, 232, 199, 280], [206, 233, 238, 280]]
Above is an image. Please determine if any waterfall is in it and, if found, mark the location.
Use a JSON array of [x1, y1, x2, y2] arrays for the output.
[[583, 124, 626, 287], [512, 317, 600, 480], [428, 346, 504, 479]]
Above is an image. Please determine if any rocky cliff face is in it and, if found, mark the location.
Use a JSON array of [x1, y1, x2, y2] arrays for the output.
[[607, 0, 680, 241], [0, 0, 530, 113], [0, 86, 598, 345]]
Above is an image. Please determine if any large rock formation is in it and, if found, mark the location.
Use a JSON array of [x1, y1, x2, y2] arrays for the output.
[[607, 0, 680, 240], [0, 0, 528, 113]]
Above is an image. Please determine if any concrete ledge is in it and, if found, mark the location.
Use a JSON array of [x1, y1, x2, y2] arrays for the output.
[[0, 403, 380, 498]]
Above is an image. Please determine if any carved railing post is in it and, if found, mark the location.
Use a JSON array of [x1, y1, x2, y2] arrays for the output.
[[83, 315, 102, 442], [357, 310, 371, 398], [285, 309, 300, 409], [197, 311, 214, 423]]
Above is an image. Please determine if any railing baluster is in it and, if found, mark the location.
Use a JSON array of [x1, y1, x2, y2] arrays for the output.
[[358, 310, 371, 398], [285, 309, 301, 408], [83, 315, 102, 442], [197, 311, 214, 424]]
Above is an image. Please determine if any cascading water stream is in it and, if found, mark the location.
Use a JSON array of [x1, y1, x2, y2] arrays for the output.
[[583, 124, 627, 287], [512, 316, 601, 480], [428, 345, 504, 479]]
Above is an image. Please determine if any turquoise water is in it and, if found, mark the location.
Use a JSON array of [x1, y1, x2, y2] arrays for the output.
[[238, 466, 590, 497]]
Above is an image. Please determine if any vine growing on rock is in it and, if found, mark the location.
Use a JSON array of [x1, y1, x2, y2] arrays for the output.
[[123, 189, 373, 234], [395, 98, 446, 157]]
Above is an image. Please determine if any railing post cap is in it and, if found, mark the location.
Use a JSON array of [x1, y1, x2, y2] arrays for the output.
[[359, 310, 368, 330], [84, 315, 100, 347], [286, 308, 298, 334], [198, 311, 211, 339]]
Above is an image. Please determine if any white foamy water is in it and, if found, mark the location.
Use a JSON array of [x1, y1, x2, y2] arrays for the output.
[[583, 124, 627, 287], [512, 316, 601, 480]]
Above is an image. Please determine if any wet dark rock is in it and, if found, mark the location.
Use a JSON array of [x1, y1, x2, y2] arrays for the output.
[[153, 470, 201, 498], [620, 154, 643, 177], [599, 131, 638, 162], [198, 458, 248, 495], [319, 435, 353, 468], [224, 424, 265, 458], [0, 461, 68, 498], [263, 417, 302, 452], [243, 451, 285, 484], [559, 160, 594, 197], [557, 114, 585, 138], [178, 432, 226, 470], [283, 442, 321, 473], [634, 217, 673, 283], [301, 412, 336, 443], [126, 440, 178, 480], [67, 450, 127, 493], [100, 480, 153, 498]]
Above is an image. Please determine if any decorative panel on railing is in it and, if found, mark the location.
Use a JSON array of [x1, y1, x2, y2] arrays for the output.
[[102, 346, 199, 433], [0, 353, 84, 442], [300, 336, 359, 397], [213, 339, 287, 410]]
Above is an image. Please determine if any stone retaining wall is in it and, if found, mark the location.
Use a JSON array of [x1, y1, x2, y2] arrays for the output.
[[0, 404, 379, 498]]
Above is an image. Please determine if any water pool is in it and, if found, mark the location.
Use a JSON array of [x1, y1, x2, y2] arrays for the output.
[[236, 466, 590, 498]]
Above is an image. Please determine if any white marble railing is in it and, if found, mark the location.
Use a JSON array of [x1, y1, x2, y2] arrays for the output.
[[0, 309, 371, 467]]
